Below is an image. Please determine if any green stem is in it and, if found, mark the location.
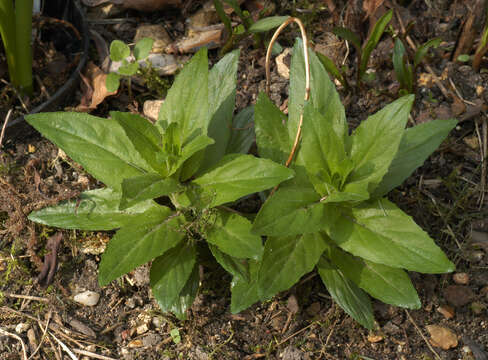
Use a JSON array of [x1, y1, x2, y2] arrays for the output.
[[14, 0, 33, 95], [0, 0, 18, 88]]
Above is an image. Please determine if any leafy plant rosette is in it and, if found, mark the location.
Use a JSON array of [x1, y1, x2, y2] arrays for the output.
[[246, 25, 457, 328], [26, 48, 294, 319]]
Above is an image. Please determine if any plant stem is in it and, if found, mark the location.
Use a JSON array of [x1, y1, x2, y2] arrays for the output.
[[0, 0, 18, 88], [14, 0, 33, 95]]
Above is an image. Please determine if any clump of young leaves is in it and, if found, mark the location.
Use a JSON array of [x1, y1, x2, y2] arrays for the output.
[[26, 48, 293, 319], [246, 39, 457, 328], [106, 37, 154, 94], [393, 36, 441, 94]]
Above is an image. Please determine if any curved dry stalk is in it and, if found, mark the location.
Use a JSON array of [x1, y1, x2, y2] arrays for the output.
[[264, 17, 310, 168]]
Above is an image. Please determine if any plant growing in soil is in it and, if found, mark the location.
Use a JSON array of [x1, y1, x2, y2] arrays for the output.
[[0, 0, 34, 95], [26, 48, 294, 319], [248, 20, 457, 328]]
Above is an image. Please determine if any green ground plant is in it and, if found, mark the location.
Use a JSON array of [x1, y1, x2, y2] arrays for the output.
[[26, 48, 293, 319]]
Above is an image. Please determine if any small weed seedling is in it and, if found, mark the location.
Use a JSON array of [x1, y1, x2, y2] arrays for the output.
[[247, 19, 456, 328], [26, 49, 293, 319], [106, 37, 154, 98]]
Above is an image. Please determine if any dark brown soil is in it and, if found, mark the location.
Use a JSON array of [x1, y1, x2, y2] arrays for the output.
[[1, 1, 488, 359]]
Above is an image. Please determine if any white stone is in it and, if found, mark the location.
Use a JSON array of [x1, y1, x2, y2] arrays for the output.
[[73, 291, 100, 306], [15, 323, 30, 333]]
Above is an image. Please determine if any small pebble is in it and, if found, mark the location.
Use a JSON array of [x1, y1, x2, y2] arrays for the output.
[[453, 272, 469, 285], [367, 334, 384, 343], [128, 339, 143, 348], [426, 325, 458, 350], [15, 323, 30, 333], [136, 323, 149, 335], [73, 291, 100, 306]]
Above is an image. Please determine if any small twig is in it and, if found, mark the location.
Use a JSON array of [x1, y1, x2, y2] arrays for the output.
[[50, 331, 79, 360], [72, 349, 118, 360], [448, 78, 477, 106], [4, 293, 49, 303], [0, 109, 13, 148], [405, 310, 442, 360], [276, 321, 315, 346], [28, 311, 52, 360], [324, 318, 339, 347], [478, 116, 487, 208], [0, 327, 28, 360]]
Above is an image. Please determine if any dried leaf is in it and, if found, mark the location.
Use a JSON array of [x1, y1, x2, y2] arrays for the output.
[[362, 0, 386, 20], [76, 62, 117, 112]]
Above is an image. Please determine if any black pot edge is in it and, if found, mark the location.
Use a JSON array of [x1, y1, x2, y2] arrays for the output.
[[4, 0, 90, 142]]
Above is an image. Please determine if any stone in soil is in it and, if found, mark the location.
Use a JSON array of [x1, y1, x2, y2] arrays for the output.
[[426, 325, 458, 350], [73, 290, 100, 306], [443, 285, 475, 307]]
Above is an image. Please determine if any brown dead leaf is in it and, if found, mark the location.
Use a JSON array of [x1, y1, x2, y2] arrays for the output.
[[363, 0, 385, 20], [76, 62, 116, 112], [426, 325, 458, 350]]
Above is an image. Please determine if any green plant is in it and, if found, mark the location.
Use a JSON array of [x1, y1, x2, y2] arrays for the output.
[[319, 9, 393, 88], [473, 11, 488, 71], [393, 37, 441, 94], [106, 37, 154, 97], [246, 36, 457, 328], [26, 48, 294, 319], [0, 0, 34, 95]]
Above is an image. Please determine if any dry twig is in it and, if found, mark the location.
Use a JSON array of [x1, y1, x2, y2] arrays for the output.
[[0, 327, 28, 360], [405, 310, 442, 360]]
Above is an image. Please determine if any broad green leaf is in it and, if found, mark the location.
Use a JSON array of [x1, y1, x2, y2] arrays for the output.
[[25, 112, 151, 191], [134, 37, 153, 61], [28, 188, 158, 230], [325, 198, 455, 273], [325, 243, 421, 309], [414, 38, 441, 68], [317, 256, 374, 329], [118, 61, 139, 76], [110, 40, 130, 61], [193, 154, 294, 207], [252, 185, 334, 236], [206, 210, 263, 260], [316, 52, 347, 89], [257, 233, 327, 300], [226, 106, 255, 155], [158, 48, 209, 144], [199, 50, 239, 173], [120, 174, 183, 210], [177, 134, 215, 181], [110, 111, 164, 174], [332, 27, 361, 51], [169, 264, 199, 320], [106, 72, 120, 92], [248, 16, 290, 33], [347, 95, 414, 192], [254, 92, 290, 164], [373, 118, 457, 197], [98, 206, 184, 286], [289, 39, 348, 145], [231, 260, 261, 313], [359, 9, 392, 78], [209, 244, 250, 282], [150, 242, 197, 311]]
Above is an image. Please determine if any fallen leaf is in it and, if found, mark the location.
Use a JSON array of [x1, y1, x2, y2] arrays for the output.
[[426, 325, 458, 350], [437, 304, 455, 319], [362, 0, 385, 20], [76, 62, 117, 112]]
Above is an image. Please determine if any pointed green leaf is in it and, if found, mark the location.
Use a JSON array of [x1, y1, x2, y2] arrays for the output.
[[373, 118, 457, 197], [25, 112, 151, 191], [169, 264, 199, 320], [134, 37, 153, 61], [193, 154, 294, 207], [177, 134, 215, 181], [110, 40, 130, 61], [206, 210, 263, 260], [158, 48, 209, 144], [332, 27, 361, 51], [231, 260, 261, 313], [414, 38, 441, 68], [258, 233, 327, 300], [317, 256, 374, 329], [150, 242, 197, 311], [98, 206, 184, 286], [347, 95, 414, 192], [316, 53, 347, 88], [393, 38, 411, 92], [325, 198, 455, 273], [325, 243, 421, 309], [226, 106, 255, 155], [120, 174, 183, 210], [209, 244, 250, 282], [248, 16, 290, 33], [254, 92, 290, 164], [28, 188, 159, 230]]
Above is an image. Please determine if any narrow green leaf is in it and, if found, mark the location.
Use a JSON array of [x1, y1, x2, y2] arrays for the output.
[[332, 27, 361, 51], [209, 244, 250, 282], [347, 95, 414, 192], [98, 206, 184, 286], [257, 233, 327, 300], [393, 38, 409, 91], [178, 134, 215, 181], [105, 72, 120, 92], [254, 92, 290, 164], [150, 242, 197, 311], [316, 52, 347, 88], [120, 174, 183, 210], [25, 112, 151, 191], [231, 260, 261, 313], [325, 243, 421, 309], [28, 188, 159, 230], [373, 118, 457, 197], [169, 264, 199, 320], [213, 0, 233, 34], [134, 37, 153, 61], [110, 40, 130, 61], [226, 106, 255, 155], [359, 9, 393, 77], [414, 38, 441, 68], [206, 210, 263, 260], [193, 154, 294, 207], [317, 256, 374, 329], [248, 16, 290, 33], [158, 48, 209, 144], [325, 198, 455, 273]]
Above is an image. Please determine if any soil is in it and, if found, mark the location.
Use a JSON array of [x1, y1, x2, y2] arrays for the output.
[[1, 0, 488, 359]]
